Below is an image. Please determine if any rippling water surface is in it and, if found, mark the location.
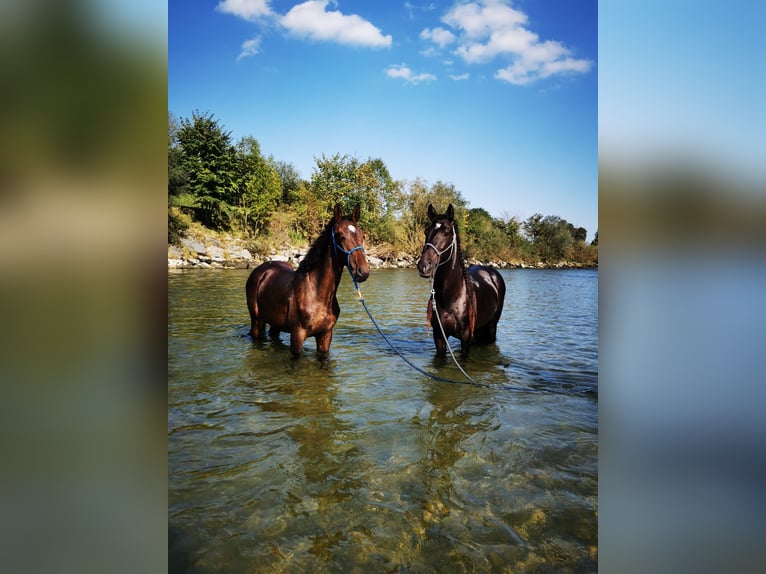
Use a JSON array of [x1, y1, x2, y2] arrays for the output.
[[169, 268, 598, 572]]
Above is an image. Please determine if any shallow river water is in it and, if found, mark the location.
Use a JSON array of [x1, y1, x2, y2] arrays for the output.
[[169, 268, 598, 572]]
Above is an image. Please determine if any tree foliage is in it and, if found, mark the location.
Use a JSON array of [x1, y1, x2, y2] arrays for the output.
[[235, 136, 281, 234], [173, 111, 238, 229], [168, 110, 596, 265]]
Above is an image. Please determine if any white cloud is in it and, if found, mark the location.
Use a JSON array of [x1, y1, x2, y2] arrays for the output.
[[455, 27, 539, 63], [495, 55, 592, 85], [386, 63, 436, 84], [449, 73, 470, 81], [442, 0, 527, 39], [236, 36, 262, 60], [426, 0, 592, 85], [280, 0, 392, 48], [216, 0, 274, 21], [420, 27, 455, 48]]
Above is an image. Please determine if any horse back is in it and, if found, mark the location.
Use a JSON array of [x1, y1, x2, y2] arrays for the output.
[[466, 265, 506, 326]]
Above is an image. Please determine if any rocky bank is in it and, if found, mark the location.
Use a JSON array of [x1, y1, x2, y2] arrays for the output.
[[168, 232, 594, 271]]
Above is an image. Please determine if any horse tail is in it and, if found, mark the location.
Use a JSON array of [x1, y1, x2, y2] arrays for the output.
[[245, 267, 267, 335], [492, 269, 506, 321]]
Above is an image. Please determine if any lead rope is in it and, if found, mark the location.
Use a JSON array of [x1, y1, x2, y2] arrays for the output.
[[338, 231, 582, 394], [355, 285, 489, 387], [428, 275, 477, 383], [423, 234, 476, 382], [347, 268, 583, 395], [339, 232, 486, 387]]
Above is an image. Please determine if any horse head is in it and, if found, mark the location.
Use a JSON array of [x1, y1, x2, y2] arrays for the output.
[[417, 203, 458, 278], [332, 204, 370, 284]]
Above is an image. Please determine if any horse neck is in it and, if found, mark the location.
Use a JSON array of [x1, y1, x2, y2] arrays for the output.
[[432, 255, 466, 301], [309, 239, 345, 301]]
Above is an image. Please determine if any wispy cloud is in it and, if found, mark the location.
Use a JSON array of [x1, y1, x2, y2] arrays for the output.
[[236, 36, 262, 60], [495, 50, 592, 85], [386, 63, 436, 84], [215, 0, 274, 22], [280, 0, 392, 48], [420, 27, 455, 49], [420, 0, 593, 85], [404, 2, 437, 20], [449, 73, 470, 81]]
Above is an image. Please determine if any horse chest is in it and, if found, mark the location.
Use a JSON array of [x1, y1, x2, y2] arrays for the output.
[[298, 299, 338, 334], [434, 298, 467, 334]]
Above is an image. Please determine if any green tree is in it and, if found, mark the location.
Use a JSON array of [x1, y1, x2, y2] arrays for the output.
[[175, 111, 238, 229], [305, 154, 400, 244], [276, 160, 302, 205], [405, 179, 468, 250], [234, 136, 282, 235], [168, 112, 189, 244], [296, 153, 354, 237], [464, 207, 493, 258], [353, 158, 400, 243], [497, 214, 523, 248], [310, 153, 356, 211], [523, 213, 574, 262]]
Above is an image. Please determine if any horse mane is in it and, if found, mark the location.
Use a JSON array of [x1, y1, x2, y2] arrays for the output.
[[296, 218, 334, 273], [451, 219, 467, 270]]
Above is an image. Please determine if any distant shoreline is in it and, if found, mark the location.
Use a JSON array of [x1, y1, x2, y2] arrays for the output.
[[168, 234, 596, 271]]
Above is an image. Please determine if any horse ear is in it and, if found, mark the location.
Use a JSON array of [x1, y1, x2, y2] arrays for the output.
[[446, 204, 454, 221], [333, 204, 342, 223], [352, 204, 361, 223], [427, 204, 436, 221]]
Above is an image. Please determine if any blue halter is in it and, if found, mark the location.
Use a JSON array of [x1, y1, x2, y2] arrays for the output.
[[331, 226, 366, 292]]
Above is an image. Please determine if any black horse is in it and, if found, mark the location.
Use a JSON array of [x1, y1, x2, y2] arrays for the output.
[[417, 204, 506, 358], [246, 204, 369, 357]]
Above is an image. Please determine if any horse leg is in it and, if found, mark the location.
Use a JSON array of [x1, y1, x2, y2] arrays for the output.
[[289, 328, 307, 358], [253, 320, 268, 340], [432, 328, 447, 358], [315, 329, 333, 355], [485, 320, 498, 343], [249, 306, 266, 340], [460, 337, 471, 359], [473, 321, 497, 345]]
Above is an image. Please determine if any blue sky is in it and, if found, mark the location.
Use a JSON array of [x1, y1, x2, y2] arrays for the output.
[[169, 0, 597, 239]]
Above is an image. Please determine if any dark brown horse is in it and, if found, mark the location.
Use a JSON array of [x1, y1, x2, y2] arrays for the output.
[[417, 204, 506, 358], [246, 204, 369, 357]]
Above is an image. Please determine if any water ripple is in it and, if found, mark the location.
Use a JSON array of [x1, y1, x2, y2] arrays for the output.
[[169, 268, 598, 572]]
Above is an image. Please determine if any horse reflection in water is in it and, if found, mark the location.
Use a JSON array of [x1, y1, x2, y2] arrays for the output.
[[246, 204, 369, 357], [417, 204, 506, 359]]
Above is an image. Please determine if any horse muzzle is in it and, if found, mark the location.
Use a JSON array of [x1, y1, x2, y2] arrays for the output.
[[353, 267, 370, 283], [417, 256, 434, 278]]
